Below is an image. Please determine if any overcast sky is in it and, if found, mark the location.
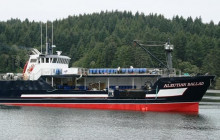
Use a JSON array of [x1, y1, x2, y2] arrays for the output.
[[0, 0, 219, 24]]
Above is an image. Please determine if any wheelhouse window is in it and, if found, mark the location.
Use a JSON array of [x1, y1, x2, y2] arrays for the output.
[[50, 58, 53, 63], [61, 59, 64, 64], [49, 58, 69, 64], [59, 58, 62, 63], [46, 58, 49, 63], [41, 58, 44, 63], [53, 58, 57, 63], [64, 59, 68, 64], [66, 59, 69, 64], [30, 59, 37, 63], [63, 59, 66, 64], [57, 58, 61, 63]]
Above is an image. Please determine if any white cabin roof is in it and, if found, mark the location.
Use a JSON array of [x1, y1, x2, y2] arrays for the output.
[[38, 54, 70, 59]]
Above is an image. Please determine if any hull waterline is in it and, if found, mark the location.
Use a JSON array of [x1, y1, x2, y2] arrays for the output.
[[2, 102, 199, 112]]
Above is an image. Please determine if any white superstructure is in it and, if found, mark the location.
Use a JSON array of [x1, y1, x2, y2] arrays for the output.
[[23, 49, 79, 80]]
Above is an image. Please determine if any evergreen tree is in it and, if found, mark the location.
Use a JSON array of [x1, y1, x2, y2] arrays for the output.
[[0, 11, 220, 88]]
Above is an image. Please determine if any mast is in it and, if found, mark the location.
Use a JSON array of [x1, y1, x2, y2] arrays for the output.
[[41, 22, 43, 53], [52, 22, 53, 54], [43, 22, 55, 55], [52, 22, 53, 46], [164, 39, 174, 70], [46, 22, 48, 55]]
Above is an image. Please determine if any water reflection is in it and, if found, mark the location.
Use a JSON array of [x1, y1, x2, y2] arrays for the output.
[[0, 106, 220, 139], [0, 105, 21, 110]]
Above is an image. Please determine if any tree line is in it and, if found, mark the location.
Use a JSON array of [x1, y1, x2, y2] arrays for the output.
[[0, 11, 220, 88]]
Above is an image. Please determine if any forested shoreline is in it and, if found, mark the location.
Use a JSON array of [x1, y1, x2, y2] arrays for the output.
[[0, 11, 220, 88]]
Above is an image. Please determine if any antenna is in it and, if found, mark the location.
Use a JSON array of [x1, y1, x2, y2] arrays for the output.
[[52, 22, 53, 46], [51, 22, 56, 54], [41, 22, 42, 53], [46, 22, 48, 54], [46, 22, 47, 43], [52, 22, 53, 54]]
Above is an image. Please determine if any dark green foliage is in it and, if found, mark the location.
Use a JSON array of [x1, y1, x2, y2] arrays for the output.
[[0, 43, 29, 72], [0, 11, 219, 80]]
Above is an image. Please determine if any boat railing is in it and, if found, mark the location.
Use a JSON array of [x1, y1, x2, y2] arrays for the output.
[[78, 68, 88, 75], [87, 68, 165, 76], [161, 68, 177, 77], [0, 73, 23, 81], [30, 67, 84, 80]]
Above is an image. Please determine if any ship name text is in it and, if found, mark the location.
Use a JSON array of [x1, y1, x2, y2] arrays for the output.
[[163, 82, 204, 88]]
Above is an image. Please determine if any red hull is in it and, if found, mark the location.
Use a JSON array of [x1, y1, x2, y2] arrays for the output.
[[2, 102, 199, 112]]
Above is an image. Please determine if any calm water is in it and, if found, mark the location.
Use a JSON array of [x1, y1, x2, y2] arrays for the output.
[[1, 96, 220, 139]]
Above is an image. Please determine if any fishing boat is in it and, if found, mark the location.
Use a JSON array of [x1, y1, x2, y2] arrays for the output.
[[0, 27, 215, 112]]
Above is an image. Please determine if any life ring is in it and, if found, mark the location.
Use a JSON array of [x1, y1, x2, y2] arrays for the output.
[[27, 64, 35, 73]]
